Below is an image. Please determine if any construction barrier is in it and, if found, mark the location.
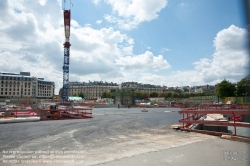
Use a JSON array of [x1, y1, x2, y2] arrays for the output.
[[179, 104, 250, 139], [0, 101, 93, 123]]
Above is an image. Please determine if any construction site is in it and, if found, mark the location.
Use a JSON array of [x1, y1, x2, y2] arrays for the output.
[[0, 1, 250, 166]]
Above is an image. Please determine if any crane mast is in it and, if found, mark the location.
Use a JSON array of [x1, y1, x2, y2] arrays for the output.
[[62, 10, 71, 102]]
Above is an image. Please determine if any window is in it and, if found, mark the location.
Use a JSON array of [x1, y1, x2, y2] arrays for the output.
[[9, 92, 11, 95], [13, 92, 15, 95], [17, 92, 19, 95]]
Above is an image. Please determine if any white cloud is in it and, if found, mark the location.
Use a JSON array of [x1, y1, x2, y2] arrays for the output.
[[39, 0, 47, 6], [179, 3, 185, 7], [1, 0, 170, 94], [84, 23, 92, 27], [104, 0, 167, 30], [0, 0, 247, 96], [71, 20, 80, 28], [131, 25, 249, 87], [92, 0, 101, 4], [96, 20, 102, 24], [193, 25, 248, 83], [115, 51, 171, 71], [161, 47, 171, 53]]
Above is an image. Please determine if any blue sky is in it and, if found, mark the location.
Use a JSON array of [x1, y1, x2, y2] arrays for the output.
[[0, 0, 249, 94]]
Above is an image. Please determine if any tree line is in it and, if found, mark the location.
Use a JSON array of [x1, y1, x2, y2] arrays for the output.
[[215, 78, 250, 99], [101, 90, 207, 99]]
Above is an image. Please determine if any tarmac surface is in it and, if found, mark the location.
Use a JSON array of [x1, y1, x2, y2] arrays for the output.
[[0, 107, 249, 166]]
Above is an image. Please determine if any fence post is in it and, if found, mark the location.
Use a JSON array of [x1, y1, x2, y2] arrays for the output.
[[182, 113, 184, 128], [232, 111, 236, 136]]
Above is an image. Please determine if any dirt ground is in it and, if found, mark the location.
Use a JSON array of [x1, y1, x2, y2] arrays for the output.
[[0, 107, 249, 166]]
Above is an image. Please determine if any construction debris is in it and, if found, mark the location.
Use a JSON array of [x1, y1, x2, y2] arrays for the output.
[[170, 124, 182, 130]]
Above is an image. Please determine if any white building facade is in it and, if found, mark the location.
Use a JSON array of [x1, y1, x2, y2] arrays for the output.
[[68, 81, 119, 100], [0, 72, 55, 99]]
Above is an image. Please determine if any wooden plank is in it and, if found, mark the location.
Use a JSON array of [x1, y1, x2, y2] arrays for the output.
[[179, 110, 250, 115], [179, 119, 250, 127]]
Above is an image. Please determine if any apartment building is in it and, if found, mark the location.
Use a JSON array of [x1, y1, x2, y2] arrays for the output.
[[121, 82, 167, 94], [0, 72, 55, 99], [68, 81, 119, 100]]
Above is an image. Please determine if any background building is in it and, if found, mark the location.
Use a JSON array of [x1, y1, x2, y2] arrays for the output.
[[68, 81, 119, 100], [121, 82, 166, 93], [61, 81, 216, 101], [0, 72, 55, 99]]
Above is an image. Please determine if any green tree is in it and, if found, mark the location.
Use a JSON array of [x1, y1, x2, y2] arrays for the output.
[[78, 92, 84, 98], [106, 92, 112, 98], [178, 93, 184, 98], [102, 92, 112, 98], [158, 92, 165, 97], [172, 93, 178, 98], [141, 92, 149, 99], [149, 92, 158, 97], [135, 90, 142, 98], [215, 80, 236, 99], [235, 78, 250, 96], [101, 92, 107, 98], [183, 93, 190, 98], [165, 92, 173, 97]]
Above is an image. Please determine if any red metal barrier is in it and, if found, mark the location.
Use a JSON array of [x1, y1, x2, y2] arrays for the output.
[[179, 104, 250, 138], [0, 108, 92, 120], [0, 102, 93, 122]]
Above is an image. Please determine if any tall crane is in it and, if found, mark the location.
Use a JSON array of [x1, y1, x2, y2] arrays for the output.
[[62, 9, 71, 102]]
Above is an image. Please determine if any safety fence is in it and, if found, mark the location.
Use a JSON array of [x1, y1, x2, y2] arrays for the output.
[[0, 101, 94, 123], [0, 108, 92, 122], [179, 104, 250, 139]]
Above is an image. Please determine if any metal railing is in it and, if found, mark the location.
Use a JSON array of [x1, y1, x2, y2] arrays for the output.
[[179, 104, 250, 138]]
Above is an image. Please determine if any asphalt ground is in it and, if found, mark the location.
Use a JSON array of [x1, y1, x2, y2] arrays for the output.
[[0, 107, 249, 166]]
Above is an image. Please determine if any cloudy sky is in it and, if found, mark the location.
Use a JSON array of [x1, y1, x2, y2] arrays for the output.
[[0, 0, 249, 94]]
